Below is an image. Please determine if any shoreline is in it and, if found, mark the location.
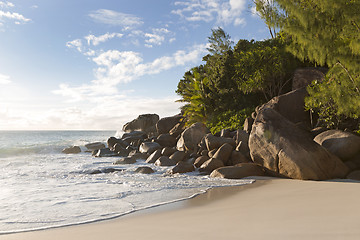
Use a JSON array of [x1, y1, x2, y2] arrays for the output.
[[2, 178, 360, 240]]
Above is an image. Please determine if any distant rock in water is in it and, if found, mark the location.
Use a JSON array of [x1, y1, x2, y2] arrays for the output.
[[85, 142, 105, 151], [62, 146, 81, 154], [135, 167, 155, 174]]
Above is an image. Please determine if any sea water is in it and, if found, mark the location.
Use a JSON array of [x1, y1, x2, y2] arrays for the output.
[[0, 130, 254, 234]]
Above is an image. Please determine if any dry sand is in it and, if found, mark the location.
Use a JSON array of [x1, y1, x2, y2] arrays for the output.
[[2, 178, 360, 240]]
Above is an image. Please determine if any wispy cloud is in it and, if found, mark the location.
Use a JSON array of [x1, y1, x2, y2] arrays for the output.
[[172, 0, 246, 26], [55, 43, 208, 101], [0, 1, 14, 8], [88, 9, 143, 29], [66, 39, 83, 52], [85, 32, 124, 46], [144, 28, 173, 48], [0, 73, 11, 84]]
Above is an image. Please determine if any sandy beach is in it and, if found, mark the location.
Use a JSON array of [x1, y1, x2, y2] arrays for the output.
[[2, 178, 360, 240]]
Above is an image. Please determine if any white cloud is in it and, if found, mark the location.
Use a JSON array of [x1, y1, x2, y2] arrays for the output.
[[144, 28, 173, 47], [0, 10, 31, 23], [55, 43, 208, 102], [89, 9, 143, 29], [0, 1, 14, 8], [66, 39, 83, 53], [0, 73, 11, 84], [85, 32, 123, 46], [172, 0, 246, 26]]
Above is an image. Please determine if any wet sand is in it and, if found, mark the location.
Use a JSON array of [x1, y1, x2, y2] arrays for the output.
[[2, 178, 360, 240]]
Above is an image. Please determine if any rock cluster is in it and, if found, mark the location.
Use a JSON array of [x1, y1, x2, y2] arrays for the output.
[[62, 68, 360, 181]]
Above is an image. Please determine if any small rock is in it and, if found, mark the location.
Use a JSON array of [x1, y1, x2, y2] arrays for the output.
[[130, 152, 149, 161], [161, 147, 177, 156], [62, 146, 81, 154], [113, 157, 136, 165], [95, 148, 118, 157], [146, 149, 162, 163], [169, 151, 187, 163], [243, 117, 254, 134], [85, 142, 105, 151], [204, 134, 236, 151], [135, 167, 155, 174], [154, 156, 176, 166], [169, 161, 195, 174], [194, 156, 210, 168], [139, 142, 161, 154]]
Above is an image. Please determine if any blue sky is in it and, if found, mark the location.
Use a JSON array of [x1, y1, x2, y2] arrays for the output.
[[0, 0, 269, 130]]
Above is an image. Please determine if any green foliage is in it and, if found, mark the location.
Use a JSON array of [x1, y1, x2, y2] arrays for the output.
[[252, 0, 282, 38], [275, 0, 360, 129], [176, 27, 306, 131], [206, 108, 255, 134]]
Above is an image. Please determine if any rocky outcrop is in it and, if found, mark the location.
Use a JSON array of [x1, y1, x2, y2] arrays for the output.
[[122, 114, 159, 135], [257, 87, 311, 128], [62, 146, 81, 154], [292, 67, 326, 90], [177, 122, 209, 152], [210, 163, 266, 179], [249, 108, 349, 180], [156, 114, 183, 134], [314, 130, 360, 161]]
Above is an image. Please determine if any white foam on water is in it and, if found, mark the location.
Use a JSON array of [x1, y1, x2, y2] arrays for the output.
[[0, 131, 254, 234]]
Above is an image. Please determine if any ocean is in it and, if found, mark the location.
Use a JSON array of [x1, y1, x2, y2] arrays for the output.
[[0, 130, 253, 234]]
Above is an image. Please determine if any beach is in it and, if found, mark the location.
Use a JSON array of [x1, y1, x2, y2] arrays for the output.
[[2, 178, 360, 240]]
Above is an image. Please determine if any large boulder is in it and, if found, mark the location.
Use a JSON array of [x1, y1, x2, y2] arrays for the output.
[[122, 114, 159, 135], [227, 150, 251, 166], [210, 163, 266, 179], [212, 143, 234, 164], [169, 161, 195, 174], [107, 137, 126, 150], [204, 134, 236, 151], [292, 67, 326, 90], [155, 134, 177, 147], [85, 142, 105, 151], [199, 158, 224, 174], [249, 108, 349, 180], [257, 87, 311, 128], [314, 130, 360, 161], [62, 146, 81, 154], [177, 122, 209, 152], [156, 114, 183, 134], [139, 142, 161, 155]]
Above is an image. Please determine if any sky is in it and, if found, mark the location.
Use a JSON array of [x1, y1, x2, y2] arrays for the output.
[[0, 0, 269, 130]]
